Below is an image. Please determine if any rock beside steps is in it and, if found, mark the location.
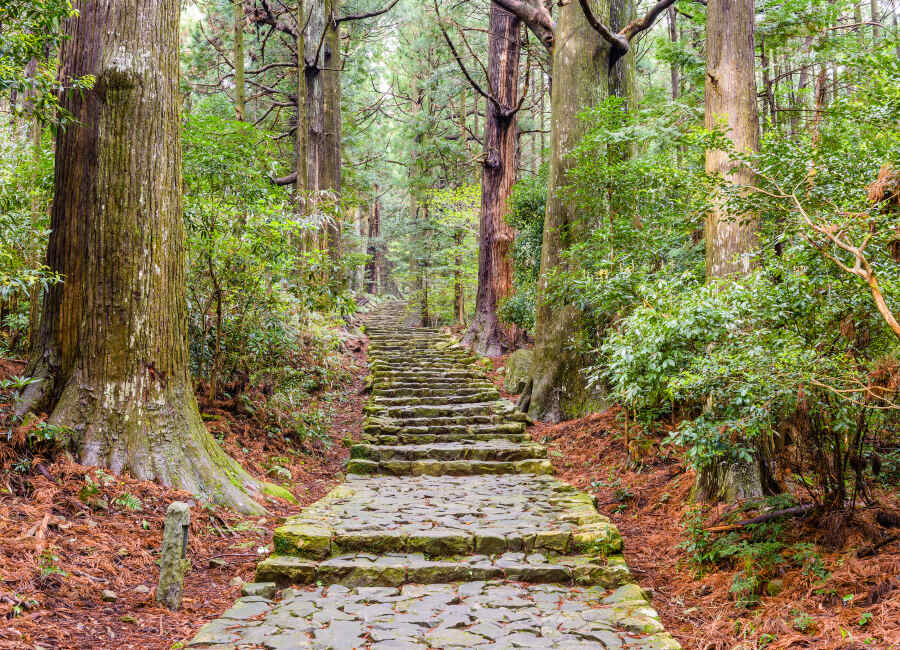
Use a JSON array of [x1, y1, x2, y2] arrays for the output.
[[189, 300, 680, 649]]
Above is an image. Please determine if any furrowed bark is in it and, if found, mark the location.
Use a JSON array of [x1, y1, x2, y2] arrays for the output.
[[20, 0, 266, 514], [528, 0, 611, 423], [463, 3, 523, 357], [234, 0, 246, 120], [703, 0, 760, 279], [698, 0, 770, 502]]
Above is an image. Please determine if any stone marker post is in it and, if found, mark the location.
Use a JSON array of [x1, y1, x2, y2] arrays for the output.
[[156, 501, 191, 610]]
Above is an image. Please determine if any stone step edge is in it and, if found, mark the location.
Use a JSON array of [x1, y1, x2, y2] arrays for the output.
[[364, 432, 528, 441], [254, 553, 633, 590], [349, 443, 548, 461], [272, 516, 622, 561], [345, 458, 553, 476]]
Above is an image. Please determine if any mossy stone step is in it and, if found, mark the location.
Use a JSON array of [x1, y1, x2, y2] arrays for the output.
[[364, 432, 529, 445], [365, 423, 527, 437], [346, 457, 553, 476], [376, 386, 495, 397], [350, 442, 546, 462], [255, 551, 633, 589], [367, 403, 503, 419], [373, 392, 500, 406]]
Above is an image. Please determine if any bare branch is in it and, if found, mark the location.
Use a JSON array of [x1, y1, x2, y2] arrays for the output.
[[577, 0, 628, 53], [491, 0, 555, 49], [272, 171, 298, 186], [620, 0, 680, 41], [336, 0, 401, 25], [433, 0, 499, 108]]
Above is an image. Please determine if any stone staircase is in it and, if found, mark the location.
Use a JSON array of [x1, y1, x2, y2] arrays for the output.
[[189, 300, 680, 649]]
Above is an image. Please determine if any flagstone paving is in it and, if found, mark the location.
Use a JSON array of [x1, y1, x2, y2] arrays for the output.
[[189, 301, 680, 649]]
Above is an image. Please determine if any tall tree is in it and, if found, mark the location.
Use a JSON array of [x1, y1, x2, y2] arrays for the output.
[[703, 0, 760, 280], [494, 0, 677, 421], [695, 0, 766, 502], [18, 0, 266, 513], [233, 0, 246, 120], [438, 1, 526, 356]]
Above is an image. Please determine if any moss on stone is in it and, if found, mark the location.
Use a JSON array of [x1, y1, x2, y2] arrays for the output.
[[260, 482, 298, 504]]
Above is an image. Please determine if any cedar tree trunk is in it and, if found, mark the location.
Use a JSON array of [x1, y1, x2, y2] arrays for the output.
[[528, 0, 611, 423], [463, 3, 523, 356], [19, 0, 266, 514], [704, 0, 760, 279]]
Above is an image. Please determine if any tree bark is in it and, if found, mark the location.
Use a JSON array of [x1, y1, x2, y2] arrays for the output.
[[296, 0, 342, 283], [666, 6, 678, 100], [233, 0, 246, 120], [699, 0, 770, 502], [703, 0, 760, 280], [528, 0, 611, 423], [366, 189, 383, 294], [19, 0, 265, 514], [463, 3, 523, 357]]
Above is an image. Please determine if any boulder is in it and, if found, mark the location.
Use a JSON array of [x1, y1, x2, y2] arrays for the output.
[[503, 349, 533, 393]]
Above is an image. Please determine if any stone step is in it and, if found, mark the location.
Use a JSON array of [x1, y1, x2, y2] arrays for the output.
[[366, 402, 503, 419], [366, 418, 524, 433], [255, 551, 632, 589], [374, 386, 493, 398], [347, 457, 553, 476], [367, 423, 527, 437], [364, 432, 529, 445], [375, 380, 496, 391], [350, 442, 546, 462], [373, 392, 500, 406]]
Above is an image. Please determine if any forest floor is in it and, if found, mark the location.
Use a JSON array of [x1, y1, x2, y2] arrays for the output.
[[487, 357, 900, 650], [0, 337, 368, 650]]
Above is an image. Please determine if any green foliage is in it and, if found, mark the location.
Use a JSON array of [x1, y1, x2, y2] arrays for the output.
[[680, 502, 829, 608], [499, 172, 546, 332], [182, 111, 355, 400], [0, 0, 93, 124], [113, 492, 144, 511], [547, 50, 900, 508]]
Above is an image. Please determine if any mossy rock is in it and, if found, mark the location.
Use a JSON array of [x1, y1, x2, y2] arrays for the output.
[[503, 349, 534, 393], [260, 482, 298, 505], [272, 522, 332, 559]]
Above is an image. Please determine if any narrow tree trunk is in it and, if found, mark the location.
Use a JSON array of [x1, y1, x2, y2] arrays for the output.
[[366, 188, 382, 294], [463, 3, 522, 357], [323, 0, 343, 285], [19, 0, 265, 514], [454, 229, 466, 325], [871, 0, 880, 39], [704, 0, 761, 279], [233, 0, 246, 120], [760, 36, 776, 131], [527, 0, 611, 423], [667, 6, 679, 100]]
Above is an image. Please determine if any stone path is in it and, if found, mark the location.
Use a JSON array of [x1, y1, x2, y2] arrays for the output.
[[189, 301, 679, 649]]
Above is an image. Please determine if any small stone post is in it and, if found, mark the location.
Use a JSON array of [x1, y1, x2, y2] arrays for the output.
[[156, 501, 191, 610]]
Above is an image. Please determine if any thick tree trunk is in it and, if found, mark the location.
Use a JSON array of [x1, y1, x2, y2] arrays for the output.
[[296, 0, 342, 283], [19, 0, 265, 514], [699, 0, 768, 502], [703, 0, 760, 280], [527, 0, 611, 423], [463, 3, 522, 357], [234, 0, 246, 120]]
